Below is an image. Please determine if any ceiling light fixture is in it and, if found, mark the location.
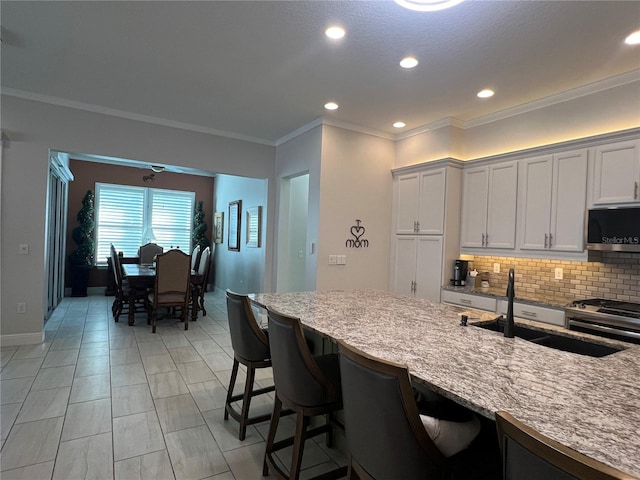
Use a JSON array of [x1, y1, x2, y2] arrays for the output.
[[324, 102, 339, 110], [150, 165, 165, 173], [625, 30, 640, 45], [393, 121, 406, 128], [325, 26, 345, 39], [477, 89, 495, 99], [394, 0, 465, 12], [399, 56, 419, 69]]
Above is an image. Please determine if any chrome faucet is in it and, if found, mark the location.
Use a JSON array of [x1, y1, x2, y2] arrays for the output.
[[504, 268, 515, 338]]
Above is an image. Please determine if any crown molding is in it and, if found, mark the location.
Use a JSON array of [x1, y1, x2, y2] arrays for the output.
[[465, 70, 640, 129], [275, 117, 324, 146], [394, 117, 465, 141], [0, 87, 275, 147]]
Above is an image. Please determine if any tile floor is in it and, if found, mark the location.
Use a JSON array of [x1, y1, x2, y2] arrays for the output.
[[0, 290, 347, 480]]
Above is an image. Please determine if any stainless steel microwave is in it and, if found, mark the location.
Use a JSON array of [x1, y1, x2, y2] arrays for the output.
[[586, 207, 640, 252]]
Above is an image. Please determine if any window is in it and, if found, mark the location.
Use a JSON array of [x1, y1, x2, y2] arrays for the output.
[[95, 183, 195, 264]]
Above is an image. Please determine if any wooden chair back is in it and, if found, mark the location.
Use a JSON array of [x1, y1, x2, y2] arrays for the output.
[[152, 249, 191, 309], [139, 242, 163, 264]]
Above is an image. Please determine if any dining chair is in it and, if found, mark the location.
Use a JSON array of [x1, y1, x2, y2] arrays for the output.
[[263, 308, 347, 480], [496, 411, 634, 480], [191, 244, 201, 271], [190, 246, 211, 320], [224, 290, 276, 440], [110, 244, 147, 322], [147, 249, 191, 333], [138, 242, 163, 264]]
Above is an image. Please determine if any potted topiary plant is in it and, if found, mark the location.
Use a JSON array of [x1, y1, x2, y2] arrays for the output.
[[192, 200, 211, 250], [69, 189, 95, 297]]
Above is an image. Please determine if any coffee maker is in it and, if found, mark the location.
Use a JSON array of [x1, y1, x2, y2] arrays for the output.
[[452, 259, 469, 286]]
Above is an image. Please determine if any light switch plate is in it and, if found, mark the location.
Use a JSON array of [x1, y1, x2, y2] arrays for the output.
[[329, 255, 337, 265], [493, 263, 500, 273]]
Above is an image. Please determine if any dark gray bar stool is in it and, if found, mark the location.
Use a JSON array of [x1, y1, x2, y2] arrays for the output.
[[224, 290, 275, 441], [496, 411, 634, 480], [263, 308, 347, 480]]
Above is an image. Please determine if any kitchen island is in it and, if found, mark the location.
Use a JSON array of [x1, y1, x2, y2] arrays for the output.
[[250, 289, 640, 479]]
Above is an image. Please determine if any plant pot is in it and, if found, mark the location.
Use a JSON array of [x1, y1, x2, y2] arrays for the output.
[[70, 264, 92, 297]]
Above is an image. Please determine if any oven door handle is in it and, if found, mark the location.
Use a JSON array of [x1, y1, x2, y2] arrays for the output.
[[568, 319, 640, 341]]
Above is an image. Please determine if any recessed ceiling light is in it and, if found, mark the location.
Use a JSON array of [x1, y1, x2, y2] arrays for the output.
[[400, 56, 419, 69], [325, 26, 345, 39], [477, 89, 495, 99], [324, 102, 339, 110], [394, 0, 465, 12], [393, 121, 407, 128], [625, 30, 640, 45]]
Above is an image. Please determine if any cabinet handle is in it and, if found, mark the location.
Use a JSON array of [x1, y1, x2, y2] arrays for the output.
[[485, 233, 489, 246], [635, 182, 638, 200], [460, 298, 472, 305], [544, 234, 548, 248], [416, 221, 420, 232], [481, 233, 485, 246], [521, 310, 537, 318], [414, 221, 418, 233], [548, 233, 553, 248]]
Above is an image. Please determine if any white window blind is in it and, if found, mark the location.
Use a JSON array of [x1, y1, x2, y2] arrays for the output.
[[95, 183, 195, 264]]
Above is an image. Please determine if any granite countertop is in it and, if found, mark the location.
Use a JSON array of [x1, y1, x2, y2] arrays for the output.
[[250, 289, 640, 479], [441, 284, 571, 309]]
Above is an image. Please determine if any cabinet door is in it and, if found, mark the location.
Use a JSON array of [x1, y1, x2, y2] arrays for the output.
[[395, 173, 420, 234], [520, 156, 553, 250], [592, 140, 640, 205], [460, 167, 489, 248], [486, 161, 518, 249], [417, 168, 446, 235], [414, 236, 443, 302], [550, 149, 588, 251], [392, 236, 418, 296]]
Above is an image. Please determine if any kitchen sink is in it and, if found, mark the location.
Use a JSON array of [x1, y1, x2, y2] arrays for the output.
[[473, 317, 624, 357]]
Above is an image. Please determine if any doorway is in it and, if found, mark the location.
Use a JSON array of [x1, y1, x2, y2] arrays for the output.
[[277, 173, 309, 292]]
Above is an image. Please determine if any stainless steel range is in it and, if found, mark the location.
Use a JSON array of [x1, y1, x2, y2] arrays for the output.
[[565, 299, 640, 344]]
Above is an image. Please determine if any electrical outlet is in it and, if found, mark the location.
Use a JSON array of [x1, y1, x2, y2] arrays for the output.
[[555, 267, 563, 280], [17, 302, 26, 314], [493, 263, 500, 273]]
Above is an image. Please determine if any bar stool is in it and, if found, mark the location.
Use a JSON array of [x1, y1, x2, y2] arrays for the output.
[[338, 340, 449, 480], [496, 411, 633, 480], [224, 290, 275, 441], [263, 308, 347, 480]]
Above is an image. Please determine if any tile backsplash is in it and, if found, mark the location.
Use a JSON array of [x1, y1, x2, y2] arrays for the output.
[[470, 252, 640, 303]]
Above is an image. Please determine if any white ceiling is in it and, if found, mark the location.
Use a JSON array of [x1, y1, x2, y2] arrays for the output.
[[2, 1, 639, 146]]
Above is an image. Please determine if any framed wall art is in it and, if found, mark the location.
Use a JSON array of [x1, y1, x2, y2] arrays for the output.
[[246, 206, 262, 248], [213, 212, 224, 244], [228, 200, 241, 251]]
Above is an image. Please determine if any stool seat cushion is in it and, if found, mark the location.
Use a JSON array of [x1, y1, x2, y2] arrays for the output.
[[420, 414, 481, 458]]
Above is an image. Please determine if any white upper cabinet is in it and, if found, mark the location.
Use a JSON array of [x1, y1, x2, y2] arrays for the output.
[[395, 168, 446, 234], [519, 149, 588, 252], [592, 139, 640, 206], [461, 161, 518, 249]]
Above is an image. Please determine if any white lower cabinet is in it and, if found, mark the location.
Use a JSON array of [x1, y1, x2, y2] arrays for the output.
[[496, 300, 565, 326], [392, 236, 443, 302], [440, 290, 497, 312]]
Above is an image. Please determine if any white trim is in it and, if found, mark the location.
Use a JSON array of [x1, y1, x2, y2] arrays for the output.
[[0, 87, 275, 147], [275, 117, 324, 146], [465, 70, 640, 129], [3, 69, 638, 147], [394, 117, 465, 141], [1, 331, 45, 347]]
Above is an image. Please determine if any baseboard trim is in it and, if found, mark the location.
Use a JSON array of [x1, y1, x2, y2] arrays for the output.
[[1, 331, 45, 347]]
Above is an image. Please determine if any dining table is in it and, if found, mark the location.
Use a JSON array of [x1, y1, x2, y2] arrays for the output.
[[121, 263, 203, 326], [249, 289, 640, 479]]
